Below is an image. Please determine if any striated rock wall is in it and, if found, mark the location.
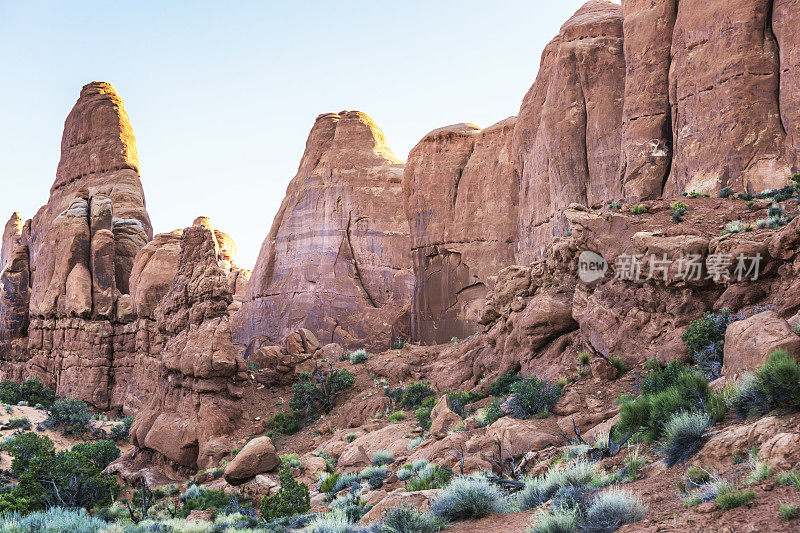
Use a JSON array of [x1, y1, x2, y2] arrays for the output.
[[403, 119, 518, 344], [233, 111, 414, 352]]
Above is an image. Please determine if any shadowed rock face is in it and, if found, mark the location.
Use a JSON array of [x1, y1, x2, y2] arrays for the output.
[[404, 119, 519, 344], [514, 0, 626, 263], [233, 111, 414, 352]]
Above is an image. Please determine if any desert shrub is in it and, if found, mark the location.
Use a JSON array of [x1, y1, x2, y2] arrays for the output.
[[682, 309, 732, 380], [660, 411, 711, 467], [619, 366, 712, 442], [518, 461, 597, 511], [380, 506, 446, 533], [328, 473, 360, 497], [109, 416, 134, 442], [349, 349, 369, 364], [488, 370, 522, 397], [290, 363, 355, 415], [446, 391, 483, 418], [267, 410, 304, 436], [46, 398, 91, 435], [777, 469, 800, 489], [4, 417, 30, 430], [319, 473, 340, 494], [430, 475, 507, 521], [747, 461, 774, 485], [407, 464, 452, 491], [724, 220, 744, 235], [397, 382, 436, 409], [631, 204, 646, 215], [780, 502, 799, 521], [281, 453, 303, 469], [329, 491, 368, 523], [367, 470, 388, 489], [730, 350, 800, 419], [719, 187, 735, 198], [578, 351, 591, 367], [306, 510, 359, 533], [755, 214, 789, 229], [686, 466, 711, 487], [506, 376, 562, 419], [414, 396, 437, 430], [624, 447, 646, 481], [609, 356, 628, 375], [372, 450, 395, 467], [477, 399, 504, 427], [3, 434, 120, 511], [671, 201, 687, 222], [346, 433, 357, 443], [260, 463, 311, 520], [715, 486, 755, 510], [387, 411, 406, 423], [19, 378, 56, 409], [179, 485, 230, 517], [408, 437, 423, 452], [582, 488, 647, 533], [0, 507, 110, 532], [0, 380, 21, 405], [527, 507, 578, 533]]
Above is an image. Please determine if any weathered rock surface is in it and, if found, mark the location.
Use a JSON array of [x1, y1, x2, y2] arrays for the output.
[[722, 311, 800, 378], [233, 111, 413, 352], [223, 436, 280, 484], [404, 118, 518, 344]]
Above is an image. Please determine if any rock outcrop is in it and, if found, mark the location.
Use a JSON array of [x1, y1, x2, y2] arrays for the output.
[[403, 119, 518, 344], [233, 111, 414, 352]]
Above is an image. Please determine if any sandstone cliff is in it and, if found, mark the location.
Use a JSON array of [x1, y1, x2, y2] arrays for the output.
[[233, 111, 414, 352]]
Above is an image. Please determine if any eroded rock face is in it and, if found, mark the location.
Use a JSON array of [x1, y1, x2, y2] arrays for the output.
[[665, 0, 789, 195], [514, 0, 625, 263], [233, 111, 414, 351], [404, 119, 518, 344], [131, 225, 246, 469], [774, 0, 800, 173]]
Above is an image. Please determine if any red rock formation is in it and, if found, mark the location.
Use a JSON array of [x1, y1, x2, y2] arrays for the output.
[[620, 0, 676, 200], [233, 111, 413, 352], [665, 0, 789, 195], [514, 1, 626, 263], [404, 119, 518, 344], [774, 0, 800, 174], [131, 224, 246, 469]]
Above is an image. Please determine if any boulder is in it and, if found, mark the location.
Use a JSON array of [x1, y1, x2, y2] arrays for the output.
[[757, 432, 800, 471], [485, 417, 560, 458], [359, 488, 440, 525], [223, 437, 281, 484], [694, 416, 794, 470], [722, 311, 800, 378], [429, 395, 463, 437]]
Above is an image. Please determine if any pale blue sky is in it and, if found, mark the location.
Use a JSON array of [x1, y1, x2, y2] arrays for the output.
[[0, 1, 591, 268]]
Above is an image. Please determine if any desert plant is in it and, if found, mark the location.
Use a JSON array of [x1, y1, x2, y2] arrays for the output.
[[578, 351, 591, 367], [777, 469, 800, 489], [730, 349, 800, 418], [631, 204, 646, 215], [582, 488, 647, 532], [260, 463, 311, 520], [518, 461, 597, 511], [4, 417, 30, 430], [526, 507, 578, 533], [349, 349, 369, 364], [20, 378, 56, 408], [477, 399, 504, 427], [397, 381, 436, 409], [715, 486, 755, 510], [329, 490, 368, 523], [380, 506, 446, 533], [345, 433, 357, 443], [719, 187, 735, 198], [109, 416, 134, 442], [290, 362, 355, 415], [319, 472, 340, 493], [660, 411, 711, 467], [506, 376, 562, 419], [488, 370, 522, 397], [609, 356, 628, 375], [430, 475, 507, 521], [306, 510, 359, 533], [671, 201, 688, 223], [372, 450, 394, 466], [624, 447, 646, 481], [414, 396, 437, 430], [780, 502, 799, 521], [724, 220, 744, 234], [685, 466, 711, 487], [387, 411, 406, 423], [407, 463, 452, 491], [46, 398, 91, 435]]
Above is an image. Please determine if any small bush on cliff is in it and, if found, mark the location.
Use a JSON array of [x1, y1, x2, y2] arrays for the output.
[[414, 397, 437, 430], [631, 204, 647, 215], [260, 463, 311, 521], [671, 201, 688, 223], [660, 411, 712, 467], [682, 309, 733, 380], [618, 366, 712, 442], [397, 381, 436, 409], [430, 475, 507, 521], [719, 187, 735, 198], [109, 416, 134, 442], [0, 380, 21, 405], [488, 370, 522, 397], [506, 376, 563, 420], [380, 506, 446, 533], [46, 398, 91, 435], [0, 378, 55, 408], [477, 398, 504, 427], [730, 349, 800, 418], [349, 349, 369, 364], [290, 362, 355, 415]]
